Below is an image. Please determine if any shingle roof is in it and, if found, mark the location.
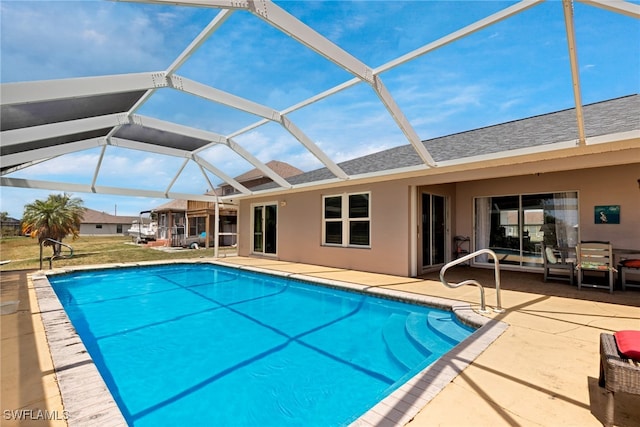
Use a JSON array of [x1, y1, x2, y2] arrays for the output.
[[154, 199, 188, 212], [261, 94, 639, 188], [232, 160, 303, 183], [82, 208, 137, 224]]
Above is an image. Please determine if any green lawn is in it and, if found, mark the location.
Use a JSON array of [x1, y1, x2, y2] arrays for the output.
[[0, 235, 235, 271]]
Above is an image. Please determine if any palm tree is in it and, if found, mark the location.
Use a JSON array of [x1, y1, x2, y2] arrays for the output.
[[22, 193, 86, 255]]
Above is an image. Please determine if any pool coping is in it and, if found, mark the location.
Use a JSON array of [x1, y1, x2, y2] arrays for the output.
[[34, 259, 508, 427]]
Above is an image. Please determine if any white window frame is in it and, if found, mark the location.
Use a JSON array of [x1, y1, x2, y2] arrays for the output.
[[322, 192, 371, 248]]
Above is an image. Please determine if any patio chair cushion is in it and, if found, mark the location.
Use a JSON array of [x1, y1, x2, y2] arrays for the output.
[[614, 330, 640, 361], [620, 259, 640, 268], [580, 262, 610, 270], [545, 247, 558, 264]]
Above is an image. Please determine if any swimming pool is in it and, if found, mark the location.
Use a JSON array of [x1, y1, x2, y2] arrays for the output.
[[47, 263, 477, 426]]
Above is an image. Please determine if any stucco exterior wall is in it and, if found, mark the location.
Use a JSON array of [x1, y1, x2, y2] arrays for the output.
[[238, 180, 412, 276], [238, 162, 639, 277], [79, 223, 126, 235]]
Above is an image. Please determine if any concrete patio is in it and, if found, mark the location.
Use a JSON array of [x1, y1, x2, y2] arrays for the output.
[[1, 258, 639, 426]]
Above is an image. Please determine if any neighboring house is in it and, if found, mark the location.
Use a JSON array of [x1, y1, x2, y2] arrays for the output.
[[219, 160, 303, 196], [80, 208, 138, 236], [186, 160, 302, 248], [187, 193, 237, 249], [153, 199, 187, 246], [232, 95, 640, 278], [0, 216, 21, 237]]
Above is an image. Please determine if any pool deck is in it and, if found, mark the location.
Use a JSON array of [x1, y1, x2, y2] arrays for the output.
[[2, 257, 639, 426]]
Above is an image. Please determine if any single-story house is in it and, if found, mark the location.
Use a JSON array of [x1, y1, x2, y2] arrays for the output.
[[0, 216, 21, 237], [80, 208, 138, 236], [231, 94, 640, 278]]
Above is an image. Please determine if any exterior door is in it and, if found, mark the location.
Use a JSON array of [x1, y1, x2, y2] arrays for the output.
[[253, 203, 277, 255], [421, 193, 447, 269]]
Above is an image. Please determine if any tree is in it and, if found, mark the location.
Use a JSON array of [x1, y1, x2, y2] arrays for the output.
[[22, 193, 86, 255]]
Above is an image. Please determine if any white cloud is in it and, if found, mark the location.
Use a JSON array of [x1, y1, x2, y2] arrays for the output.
[[15, 153, 99, 177], [156, 12, 178, 27], [0, 2, 210, 82], [81, 29, 107, 45]]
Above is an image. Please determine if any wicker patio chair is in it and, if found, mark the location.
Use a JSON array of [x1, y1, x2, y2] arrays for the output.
[[599, 333, 640, 427]]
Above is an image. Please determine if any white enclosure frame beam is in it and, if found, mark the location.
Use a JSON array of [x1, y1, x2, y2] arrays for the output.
[[1, 176, 220, 202], [378, 0, 544, 73], [118, 0, 247, 10], [129, 114, 228, 145], [578, 0, 640, 18], [173, 75, 279, 120], [173, 75, 348, 179], [0, 72, 162, 105], [279, 116, 349, 180], [247, 1, 438, 167], [1, 177, 93, 194], [108, 137, 192, 158], [1, 139, 105, 171], [3, 0, 636, 203], [562, 0, 586, 146], [226, 138, 293, 189], [228, 0, 544, 147], [373, 76, 436, 167], [1, 159, 52, 176], [228, 78, 362, 138], [91, 145, 108, 192], [166, 9, 235, 75], [1, 114, 126, 147], [165, 158, 190, 196], [193, 154, 252, 195], [247, 1, 373, 83], [125, 9, 234, 120], [197, 164, 216, 194]]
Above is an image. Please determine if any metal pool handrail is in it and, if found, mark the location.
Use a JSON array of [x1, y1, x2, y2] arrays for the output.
[[40, 238, 74, 270], [439, 248, 504, 313]]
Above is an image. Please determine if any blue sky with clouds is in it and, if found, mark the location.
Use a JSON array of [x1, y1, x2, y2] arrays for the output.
[[1, 0, 638, 219]]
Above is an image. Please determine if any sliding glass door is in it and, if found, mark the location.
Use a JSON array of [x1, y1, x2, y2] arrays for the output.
[[252, 203, 277, 255], [421, 193, 446, 269], [475, 192, 578, 267]]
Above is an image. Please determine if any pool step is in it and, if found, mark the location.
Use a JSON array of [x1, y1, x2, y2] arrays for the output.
[[382, 314, 431, 370], [426, 310, 472, 345], [405, 312, 452, 354]]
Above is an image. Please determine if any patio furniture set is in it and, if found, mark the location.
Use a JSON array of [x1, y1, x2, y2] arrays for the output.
[[542, 241, 640, 293]]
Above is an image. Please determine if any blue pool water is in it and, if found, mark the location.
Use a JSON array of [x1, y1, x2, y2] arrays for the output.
[[49, 264, 474, 426]]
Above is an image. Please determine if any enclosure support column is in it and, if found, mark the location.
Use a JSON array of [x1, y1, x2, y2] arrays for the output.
[[205, 213, 210, 249], [214, 201, 220, 258]]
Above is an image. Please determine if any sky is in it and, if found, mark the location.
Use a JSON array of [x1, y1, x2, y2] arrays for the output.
[[1, 0, 639, 219]]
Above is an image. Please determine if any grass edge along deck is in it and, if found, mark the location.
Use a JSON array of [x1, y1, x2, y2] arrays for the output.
[[33, 259, 508, 427]]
